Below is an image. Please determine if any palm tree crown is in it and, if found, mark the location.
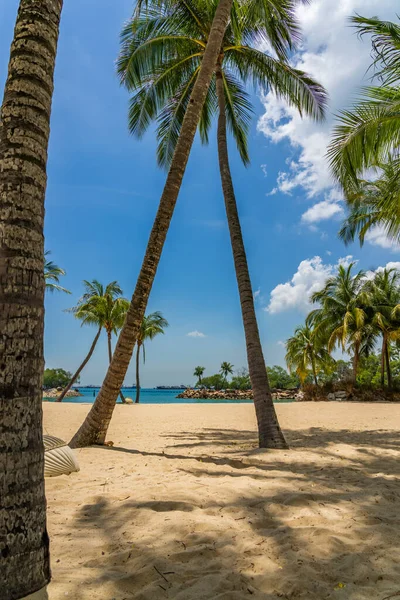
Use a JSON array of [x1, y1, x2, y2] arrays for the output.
[[44, 250, 70, 294], [70, 280, 129, 335], [117, 0, 327, 169], [137, 311, 169, 357], [194, 366, 205, 385], [285, 324, 332, 385]]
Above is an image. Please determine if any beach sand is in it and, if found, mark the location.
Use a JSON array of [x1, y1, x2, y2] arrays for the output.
[[43, 402, 400, 600]]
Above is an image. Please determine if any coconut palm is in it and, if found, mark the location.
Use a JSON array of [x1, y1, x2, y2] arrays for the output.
[[194, 366, 205, 386], [135, 312, 169, 403], [108, 0, 326, 449], [328, 16, 400, 192], [309, 263, 375, 382], [44, 250, 71, 294], [364, 268, 400, 389], [220, 361, 234, 386], [339, 158, 400, 247], [285, 325, 332, 385], [0, 1, 63, 597], [57, 281, 129, 403], [70, 0, 308, 449]]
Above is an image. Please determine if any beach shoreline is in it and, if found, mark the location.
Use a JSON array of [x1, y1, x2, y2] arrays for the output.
[[44, 402, 400, 600]]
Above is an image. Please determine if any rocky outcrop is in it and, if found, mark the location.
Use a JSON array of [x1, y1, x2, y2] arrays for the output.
[[177, 388, 298, 401], [43, 388, 82, 399]]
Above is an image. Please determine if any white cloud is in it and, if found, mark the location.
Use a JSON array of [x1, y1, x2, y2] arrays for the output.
[[187, 331, 206, 338], [266, 187, 278, 197], [277, 341, 286, 347], [261, 164, 268, 177], [267, 255, 353, 314], [257, 0, 396, 238], [364, 225, 400, 252]]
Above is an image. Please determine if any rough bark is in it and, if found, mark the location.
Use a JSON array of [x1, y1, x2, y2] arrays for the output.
[[57, 327, 102, 402], [69, 0, 234, 449], [384, 337, 392, 390], [0, 1, 63, 598], [215, 66, 287, 449], [380, 336, 386, 388], [353, 344, 360, 384], [107, 331, 126, 403], [135, 344, 141, 403]]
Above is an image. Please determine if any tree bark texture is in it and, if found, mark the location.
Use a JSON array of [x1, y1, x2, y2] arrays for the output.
[[0, 1, 63, 598], [215, 65, 287, 449], [135, 344, 140, 403], [69, 0, 234, 449]]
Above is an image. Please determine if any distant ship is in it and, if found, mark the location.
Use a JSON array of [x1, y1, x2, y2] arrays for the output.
[[155, 385, 187, 390]]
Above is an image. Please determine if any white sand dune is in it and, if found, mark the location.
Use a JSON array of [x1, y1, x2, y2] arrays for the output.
[[43, 402, 400, 600]]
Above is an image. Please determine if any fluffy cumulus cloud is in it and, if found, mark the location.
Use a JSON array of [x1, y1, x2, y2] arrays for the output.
[[364, 226, 400, 253], [267, 255, 354, 314], [187, 330, 206, 338], [257, 0, 396, 245]]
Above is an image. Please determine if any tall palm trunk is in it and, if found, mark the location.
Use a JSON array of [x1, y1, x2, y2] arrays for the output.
[[69, 0, 234, 449], [353, 342, 360, 385], [0, 1, 63, 598], [57, 327, 102, 402], [135, 343, 141, 403], [310, 354, 318, 387], [380, 335, 386, 388], [215, 65, 287, 449], [107, 329, 126, 403], [385, 341, 392, 390]]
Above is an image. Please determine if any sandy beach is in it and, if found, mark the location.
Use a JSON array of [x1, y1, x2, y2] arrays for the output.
[[43, 402, 400, 600]]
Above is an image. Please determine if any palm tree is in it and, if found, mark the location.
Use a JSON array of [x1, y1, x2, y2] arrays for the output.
[[339, 158, 400, 248], [109, 0, 326, 449], [309, 263, 374, 382], [69, 0, 237, 449], [57, 281, 129, 402], [364, 268, 400, 389], [328, 16, 400, 192], [44, 250, 71, 294], [70, 0, 303, 449], [0, 1, 63, 597], [285, 325, 332, 385], [220, 361, 234, 386], [135, 312, 169, 403], [194, 366, 205, 386]]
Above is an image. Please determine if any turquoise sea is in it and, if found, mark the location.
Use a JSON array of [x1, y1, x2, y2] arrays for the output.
[[45, 387, 295, 404]]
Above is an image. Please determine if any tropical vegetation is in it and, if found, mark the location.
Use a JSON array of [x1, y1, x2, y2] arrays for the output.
[[58, 281, 130, 402], [135, 312, 169, 403], [328, 16, 400, 247], [44, 250, 70, 294], [285, 264, 400, 390], [194, 366, 206, 386], [43, 368, 76, 389]]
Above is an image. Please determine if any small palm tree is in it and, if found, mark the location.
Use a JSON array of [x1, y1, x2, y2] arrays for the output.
[[194, 366, 205, 386], [220, 361, 234, 387], [309, 263, 374, 382], [44, 250, 70, 294], [135, 312, 169, 403], [57, 281, 129, 402], [285, 325, 332, 386], [364, 268, 400, 389]]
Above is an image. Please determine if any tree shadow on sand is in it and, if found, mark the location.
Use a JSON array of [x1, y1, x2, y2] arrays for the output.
[[52, 427, 400, 599]]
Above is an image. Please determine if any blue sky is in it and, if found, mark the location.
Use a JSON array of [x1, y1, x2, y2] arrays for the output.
[[1, 0, 399, 387]]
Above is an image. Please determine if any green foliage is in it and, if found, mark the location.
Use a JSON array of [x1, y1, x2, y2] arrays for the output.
[[229, 367, 251, 390], [267, 365, 299, 389], [138, 311, 169, 362], [194, 366, 205, 385], [285, 324, 334, 385], [200, 373, 226, 390], [43, 368, 75, 389], [44, 250, 71, 294], [118, 0, 327, 169]]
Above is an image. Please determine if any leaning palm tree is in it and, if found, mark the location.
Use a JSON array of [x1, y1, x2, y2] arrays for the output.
[[328, 16, 400, 192], [194, 366, 205, 386], [44, 250, 71, 294], [364, 268, 400, 389], [285, 324, 332, 385], [135, 312, 169, 403], [0, 1, 63, 597], [220, 361, 234, 386], [57, 281, 129, 403], [70, 0, 306, 450], [112, 0, 326, 449], [309, 263, 374, 382]]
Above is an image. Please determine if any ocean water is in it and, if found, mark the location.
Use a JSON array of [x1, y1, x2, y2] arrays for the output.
[[44, 387, 294, 404]]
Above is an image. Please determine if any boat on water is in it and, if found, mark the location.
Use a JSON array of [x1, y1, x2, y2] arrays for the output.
[[155, 385, 187, 390]]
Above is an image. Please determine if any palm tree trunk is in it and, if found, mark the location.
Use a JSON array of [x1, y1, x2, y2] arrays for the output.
[[311, 356, 318, 387], [353, 344, 360, 385], [0, 1, 63, 597], [215, 65, 287, 449], [107, 331, 126, 404], [135, 344, 141, 403], [385, 340, 392, 390], [69, 0, 234, 449], [380, 336, 386, 388], [57, 327, 102, 402]]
